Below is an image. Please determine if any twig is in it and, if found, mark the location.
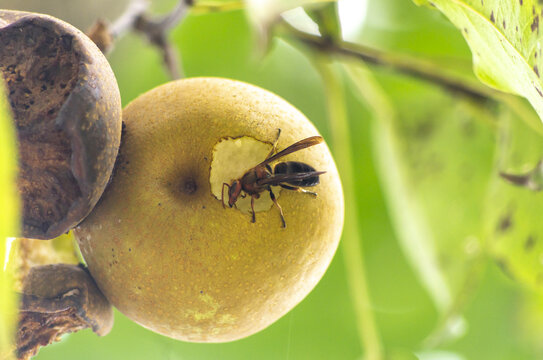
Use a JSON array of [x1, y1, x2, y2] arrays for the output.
[[279, 21, 500, 103], [132, 1, 191, 79], [109, 0, 149, 39], [86, 0, 191, 79]]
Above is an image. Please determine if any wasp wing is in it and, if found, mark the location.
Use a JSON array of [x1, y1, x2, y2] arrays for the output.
[[256, 171, 326, 186], [257, 136, 324, 167]]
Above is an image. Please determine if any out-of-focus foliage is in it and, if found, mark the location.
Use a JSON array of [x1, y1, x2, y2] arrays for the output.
[[0, 80, 18, 359], [346, 61, 496, 319], [305, 3, 341, 41]]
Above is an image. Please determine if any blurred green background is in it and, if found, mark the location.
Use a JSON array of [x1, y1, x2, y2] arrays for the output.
[[2, 0, 543, 359]]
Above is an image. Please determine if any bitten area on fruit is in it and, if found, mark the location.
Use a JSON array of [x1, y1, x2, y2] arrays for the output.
[[209, 135, 282, 215], [0, 19, 81, 236]]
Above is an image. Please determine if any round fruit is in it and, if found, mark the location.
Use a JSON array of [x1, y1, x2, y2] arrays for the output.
[[74, 78, 344, 342], [0, 10, 122, 239]]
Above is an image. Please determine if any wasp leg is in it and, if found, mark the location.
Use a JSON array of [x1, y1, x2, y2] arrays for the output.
[[265, 128, 282, 159], [268, 188, 286, 228], [251, 195, 257, 223], [280, 184, 318, 197], [221, 183, 230, 208]]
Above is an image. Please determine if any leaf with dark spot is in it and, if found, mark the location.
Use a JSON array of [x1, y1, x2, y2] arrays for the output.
[[531, 15, 539, 32], [525, 235, 536, 251], [485, 105, 543, 293], [413, 0, 543, 122], [497, 213, 513, 233], [351, 61, 497, 315]]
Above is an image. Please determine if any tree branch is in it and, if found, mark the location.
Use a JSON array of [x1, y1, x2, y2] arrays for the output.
[[279, 21, 501, 103], [86, 0, 191, 79]]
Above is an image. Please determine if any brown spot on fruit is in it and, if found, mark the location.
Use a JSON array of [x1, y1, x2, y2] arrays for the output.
[[183, 178, 198, 195]]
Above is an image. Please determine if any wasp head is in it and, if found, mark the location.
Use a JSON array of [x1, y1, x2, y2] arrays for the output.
[[228, 180, 242, 207]]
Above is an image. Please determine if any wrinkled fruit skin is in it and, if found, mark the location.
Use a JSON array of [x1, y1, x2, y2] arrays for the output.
[[75, 78, 344, 342], [18, 264, 113, 359], [0, 10, 122, 239]]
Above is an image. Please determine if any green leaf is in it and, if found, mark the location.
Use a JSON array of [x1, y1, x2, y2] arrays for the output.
[[190, 0, 244, 15], [414, 0, 543, 121], [484, 102, 543, 292], [0, 81, 19, 358], [517, 292, 543, 354]]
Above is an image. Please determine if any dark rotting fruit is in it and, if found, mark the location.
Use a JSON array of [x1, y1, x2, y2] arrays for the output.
[[18, 264, 114, 359], [0, 10, 122, 239]]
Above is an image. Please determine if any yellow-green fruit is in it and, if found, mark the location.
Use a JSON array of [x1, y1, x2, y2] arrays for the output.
[[74, 78, 344, 342]]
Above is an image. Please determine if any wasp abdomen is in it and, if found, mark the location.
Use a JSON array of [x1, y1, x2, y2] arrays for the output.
[[274, 161, 320, 187]]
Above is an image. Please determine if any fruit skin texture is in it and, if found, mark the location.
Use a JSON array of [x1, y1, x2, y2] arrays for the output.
[[75, 78, 344, 342], [0, 10, 121, 239]]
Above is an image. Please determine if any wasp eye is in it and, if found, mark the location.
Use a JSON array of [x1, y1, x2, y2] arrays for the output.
[[229, 181, 238, 197], [228, 180, 241, 207]]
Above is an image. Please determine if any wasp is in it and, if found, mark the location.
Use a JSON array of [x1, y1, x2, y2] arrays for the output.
[[221, 129, 326, 228]]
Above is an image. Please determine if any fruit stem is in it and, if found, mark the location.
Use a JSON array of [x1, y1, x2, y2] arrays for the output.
[[317, 59, 384, 360]]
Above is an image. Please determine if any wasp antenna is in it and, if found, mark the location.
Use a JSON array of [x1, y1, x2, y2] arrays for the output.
[[266, 129, 282, 159]]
